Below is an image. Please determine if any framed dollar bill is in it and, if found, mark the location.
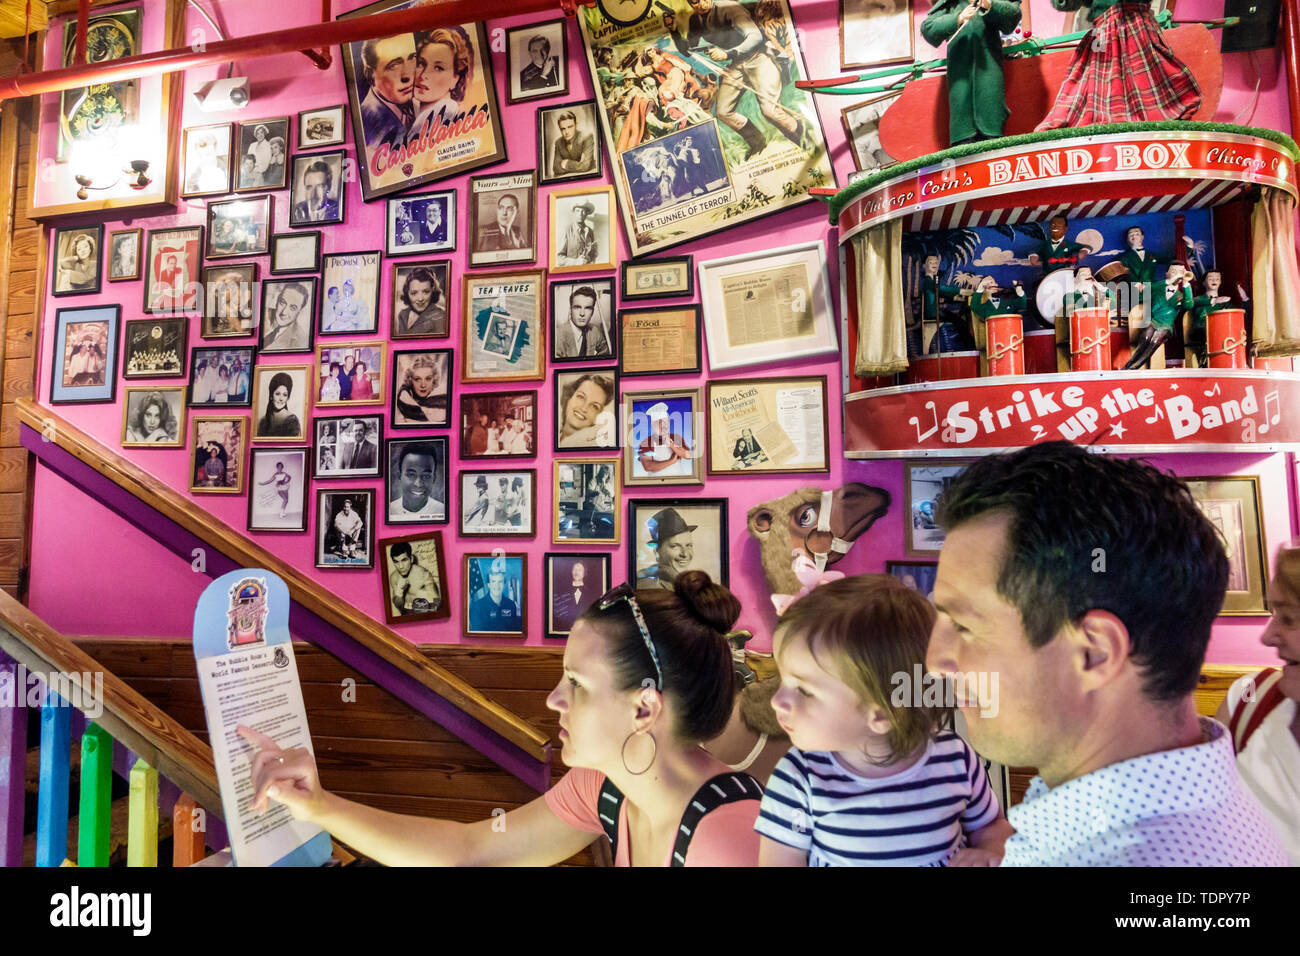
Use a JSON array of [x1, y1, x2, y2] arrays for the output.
[[705, 376, 830, 476], [577, 0, 831, 256], [697, 240, 836, 372], [339, 3, 506, 201]]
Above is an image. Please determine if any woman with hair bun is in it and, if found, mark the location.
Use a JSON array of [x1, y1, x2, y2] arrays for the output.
[[239, 570, 764, 866]]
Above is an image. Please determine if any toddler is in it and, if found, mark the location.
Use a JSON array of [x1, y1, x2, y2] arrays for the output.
[[756, 574, 1013, 866]]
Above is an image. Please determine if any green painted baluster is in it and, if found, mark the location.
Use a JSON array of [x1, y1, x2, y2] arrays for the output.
[[77, 724, 113, 867], [127, 758, 159, 867]]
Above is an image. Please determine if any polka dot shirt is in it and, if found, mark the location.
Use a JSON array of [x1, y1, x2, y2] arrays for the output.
[[1002, 717, 1289, 866]]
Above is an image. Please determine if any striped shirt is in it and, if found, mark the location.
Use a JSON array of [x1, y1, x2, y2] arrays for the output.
[[754, 733, 1000, 866]]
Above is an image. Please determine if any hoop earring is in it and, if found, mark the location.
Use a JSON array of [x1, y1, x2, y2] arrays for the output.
[[621, 731, 657, 776]]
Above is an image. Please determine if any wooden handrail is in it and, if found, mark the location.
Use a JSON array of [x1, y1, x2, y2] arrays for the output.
[[16, 397, 550, 760], [0, 588, 223, 816]]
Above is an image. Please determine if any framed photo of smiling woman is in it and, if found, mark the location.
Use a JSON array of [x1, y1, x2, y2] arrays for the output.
[[553, 367, 618, 452]]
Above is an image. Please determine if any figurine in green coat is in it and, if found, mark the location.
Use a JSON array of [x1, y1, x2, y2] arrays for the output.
[[1118, 226, 1162, 283], [921, 0, 1023, 145]]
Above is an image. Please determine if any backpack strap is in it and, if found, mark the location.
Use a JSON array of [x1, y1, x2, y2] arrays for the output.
[[597, 777, 625, 858], [669, 772, 762, 867], [1227, 668, 1286, 754]]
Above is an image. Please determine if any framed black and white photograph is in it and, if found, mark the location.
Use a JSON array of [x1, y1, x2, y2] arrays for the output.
[[270, 231, 322, 275], [554, 368, 618, 452], [386, 437, 449, 525], [553, 458, 620, 545], [123, 318, 186, 379], [248, 447, 309, 532], [505, 19, 567, 104], [51, 225, 103, 296], [538, 100, 601, 185], [1186, 476, 1270, 615], [50, 305, 118, 405], [391, 348, 452, 428], [188, 347, 254, 407], [320, 251, 381, 335], [386, 191, 456, 257], [545, 553, 610, 639], [905, 460, 973, 556], [108, 228, 142, 282], [259, 277, 318, 354], [181, 123, 232, 198], [550, 277, 615, 363], [298, 105, 346, 149], [460, 470, 536, 537], [380, 532, 451, 624], [549, 184, 615, 274], [840, 0, 915, 71], [463, 553, 527, 638], [251, 364, 310, 443], [468, 171, 537, 267], [842, 92, 902, 174], [206, 196, 272, 260], [289, 149, 346, 227], [316, 342, 385, 405], [121, 387, 185, 447], [887, 561, 937, 603], [622, 387, 704, 486], [313, 414, 382, 480], [621, 255, 694, 301], [628, 498, 729, 590], [391, 261, 451, 339], [201, 264, 257, 338], [460, 391, 536, 459], [190, 417, 247, 494], [316, 489, 375, 568], [235, 117, 290, 192]]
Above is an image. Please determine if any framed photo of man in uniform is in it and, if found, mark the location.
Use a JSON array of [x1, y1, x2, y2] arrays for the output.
[[390, 261, 451, 339], [468, 172, 537, 267], [289, 149, 346, 227], [379, 532, 451, 624], [505, 19, 568, 104], [538, 100, 602, 185], [463, 553, 527, 638], [545, 552, 610, 639]]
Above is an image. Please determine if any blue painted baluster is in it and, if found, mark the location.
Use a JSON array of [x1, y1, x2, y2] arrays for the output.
[[36, 690, 72, 867]]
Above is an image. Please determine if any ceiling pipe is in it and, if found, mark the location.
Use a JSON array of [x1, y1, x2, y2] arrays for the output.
[[0, 0, 570, 103]]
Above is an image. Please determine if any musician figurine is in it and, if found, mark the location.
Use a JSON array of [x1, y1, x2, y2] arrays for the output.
[[970, 275, 1027, 375], [1028, 214, 1090, 275], [920, 0, 1023, 146], [918, 254, 969, 354], [1038, 0, 1200, 130], [1124, 262, 1194, 370], [1186, 269, 1234, 367], [1059, 265, 1112, 371], [1119, 225, 1162, 284]]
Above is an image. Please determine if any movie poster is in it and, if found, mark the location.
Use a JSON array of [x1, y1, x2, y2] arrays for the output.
[[339, 1, 506, 201], [578, 0, 831, 256]]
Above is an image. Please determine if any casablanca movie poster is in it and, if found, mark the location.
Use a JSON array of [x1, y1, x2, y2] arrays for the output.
[[578, 0, 831, 256], [339, 1, 506, 201]]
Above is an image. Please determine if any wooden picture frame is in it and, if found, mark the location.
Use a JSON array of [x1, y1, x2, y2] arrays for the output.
[[190, 416, 248, 494], [904, 459, 974, 557], [180, 122, 233, 198], [459, 469, 537, 537], [553, 367, 619, 452], [312, 413, 383, 480], [270, 231, 322, 275], [548, 184, 616, 274], [379, 531, 452, 624], [461, 269, 546, 383], [319, 251, 381, 336], [288, 149, 346, 227], [50, 225, 104, 297], [839, 0, 916, 72], [841, 92, 903, 174], [390, 348, 452, 428], [622, 386, 705, 486], [463, 553, 528, 638], [315, 488, 376, 569], [617, 305, 701, 377], [550, 276, 616, 364], [705, 376, 830, 477], [1185, 476, 1270, 615], [206, 194, 272, 260], [537, 99, 603, 185], [247, 447, 310, 532], [627, 497, 730, 590], [187, 347, 255, 408], [390, 260, 452, 340], [459, 390, 537, 459], [315, 341, 386, 406], [505, 19, 569, 104], [259, 277, 318, 354], [385, 436, 450, 526], [201, 263, 258, 339], [544, 552, 610, 639], [120, 386, 185, 447], [108, 228, 143, 282], [297, 105, 346, 149], [386, 191, 456, 257], [698, 241, 837, 372], [50, 305, 119, 405], [620, 255, 694, 300], [553, 458, 620, 545], [467, 171, 537, 267], [123, 317, 187, 379]]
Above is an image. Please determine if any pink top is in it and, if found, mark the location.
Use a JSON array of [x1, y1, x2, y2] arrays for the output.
[[544, 767, 761, 867]]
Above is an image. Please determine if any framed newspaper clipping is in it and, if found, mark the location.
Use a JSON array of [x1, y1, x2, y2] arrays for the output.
[[339, 4, 506, 201], [697, 240, 836, 372], [577, 0, 831, 256]]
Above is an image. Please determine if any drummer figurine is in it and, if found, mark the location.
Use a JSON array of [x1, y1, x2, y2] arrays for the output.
[[970, 275, 1027, 375], [919, 254, 966, 354], [1186, 269, 1234, 367], [1058, 265, 1112, 371], [1124, 262, 1194, 370], [920, 0, 1023, 146], [1028, 214, 1090, 275]]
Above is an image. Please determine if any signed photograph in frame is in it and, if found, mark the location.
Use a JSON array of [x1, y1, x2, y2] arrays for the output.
[[248, 447, 309, 532], [463, 553, 527, 638], [379, 531, 451, 624], [123, 317, 186, 379]]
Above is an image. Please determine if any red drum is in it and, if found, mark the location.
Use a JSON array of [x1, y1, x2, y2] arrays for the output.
[[985, 314, 1024, 376], [1207, 308, 1247, 369], [1109, 325, 1131, 370], [1023, 330, 1057, 374], [905, 351, 980, 384], [1254, 355, 1294, 372], [1070, 307, 1111, 372]]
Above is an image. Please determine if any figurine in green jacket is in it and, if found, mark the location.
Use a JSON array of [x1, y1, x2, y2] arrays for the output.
[[1124, 263, 1194, 369], [1187, 269, 1234, 365], [921, 0, 1023, 145], [1118, 226, 1161, 283]]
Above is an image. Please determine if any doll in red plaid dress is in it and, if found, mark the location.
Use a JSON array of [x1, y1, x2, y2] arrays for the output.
[[1036, 0, 1200, 130]]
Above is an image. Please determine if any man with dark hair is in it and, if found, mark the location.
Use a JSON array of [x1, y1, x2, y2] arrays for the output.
[[388, 540, 441, 616], [554, 285, 610, 359], [478, 193, 525, 251], [359, 35, 415, 149], [294, 159, 339, 223], [1027, 214, 1088, 276], [551, 110, 596, 178], [389, 442, 444, 520], [520, 34, 558, 91], [927, 442, 1287, 866]]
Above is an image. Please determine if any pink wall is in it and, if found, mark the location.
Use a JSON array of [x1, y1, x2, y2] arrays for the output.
[[26, 0, 1298, 666]]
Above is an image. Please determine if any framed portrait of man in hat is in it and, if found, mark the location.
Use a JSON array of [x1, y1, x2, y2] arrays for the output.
[[549, 185, 615, 275], [622, 388, 703, 486], [627, 498, 728, 591]]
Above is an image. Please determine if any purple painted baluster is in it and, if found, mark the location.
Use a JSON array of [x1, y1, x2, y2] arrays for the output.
[[0, 651, 29, 867]]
